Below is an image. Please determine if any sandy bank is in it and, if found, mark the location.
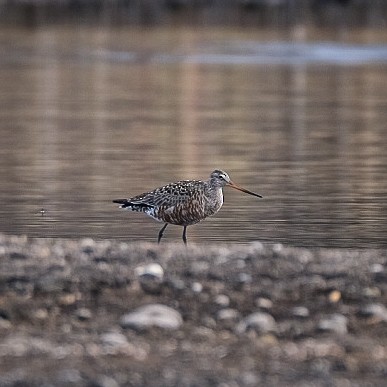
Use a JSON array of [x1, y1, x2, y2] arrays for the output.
[[0, 233, 386, 386]]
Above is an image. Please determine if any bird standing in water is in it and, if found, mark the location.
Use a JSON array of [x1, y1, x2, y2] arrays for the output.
[[113, 170, 262, 244]]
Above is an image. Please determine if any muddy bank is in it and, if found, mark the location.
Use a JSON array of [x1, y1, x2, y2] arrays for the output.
[[0, 233, 386, 386]]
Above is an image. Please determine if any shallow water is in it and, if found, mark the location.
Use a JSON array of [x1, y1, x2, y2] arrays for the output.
[[1, 26, 387, 248]]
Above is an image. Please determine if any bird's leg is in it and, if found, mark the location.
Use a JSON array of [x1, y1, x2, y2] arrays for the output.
[[182, 226, 187, 245], [158, 223, 168, 244]]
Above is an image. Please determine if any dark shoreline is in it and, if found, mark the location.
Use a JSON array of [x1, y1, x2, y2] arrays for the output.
[[0, 233, 386, 386], [1, 0, 386, 28]]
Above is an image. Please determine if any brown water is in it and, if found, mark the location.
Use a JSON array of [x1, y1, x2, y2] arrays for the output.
[[1, 26, 387, 248]]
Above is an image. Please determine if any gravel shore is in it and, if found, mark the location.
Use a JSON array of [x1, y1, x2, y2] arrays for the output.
[[0, 233, 386, 386]]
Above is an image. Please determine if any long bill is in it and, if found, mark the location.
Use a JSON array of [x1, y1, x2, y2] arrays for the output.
[[228, 181, 263, 198]]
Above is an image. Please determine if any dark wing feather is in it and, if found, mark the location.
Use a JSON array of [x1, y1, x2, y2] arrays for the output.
[[114, 180, 205, 207], [112, 199, 153, 211]]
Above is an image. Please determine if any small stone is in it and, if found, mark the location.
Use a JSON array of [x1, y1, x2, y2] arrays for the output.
[[135, 263, 164, 279], [328, 290, 341, 303], [236, 259, 246, 269], [120, 304, 183, 331], [33, 308, 49, 320], [255, 297, 273, 310], [100, 332, 136, 355], [214, 294, 230, 307], [0, 317, 11, 330], [81, 238, 96, 254], [233, 272, 252, 290], [291, 306, 310, 319], [191, 282, 203, 293], [190, 260, 210, 275], [317, 314, 348, 334], [135, 263, 164, 294], [99, 332, 147, 359], [36, 275, 66, 293], [9, 252, 27, 260], [273, 243, 283, 253], [250, 241, 264, 251], [236, 312, 276, 334], [192, 326, 216, 341], [201, 316, 217, 329], [357, 304, 387, 323], [93, 375, 120, 387], [75, 308, 92, 321], [217, 308, 241, 329], [362, 287, 381, 298], [100, 332, 128, 348], [56, 369, 82, 384], [167, 278, 186, 291], [240, 371, 260, 386], [58, 293, 77, 306], [237, 272, 252, 284], [369, 263, 384, 273]]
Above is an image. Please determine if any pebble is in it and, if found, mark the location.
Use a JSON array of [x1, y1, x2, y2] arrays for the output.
[[35, 275, 66, 293], [328, 290, 341, 303], [191, 282, 203, 293], [33, 308, 49, 321], [291, 306, 310, 319], [98, 332, 148, 360], [236, 259, 246, 269], [120, 304, 183, 331], [135, 263, 164, 294], [362, 287, 381, 298], [9, 252, 27, 260], [100, 332, 129, 350], [56, 369, 82, 384], [166, 278, 186, 291], [233, 272, 252, 290], [135, 263, 164, 279], [369, 263, 384, 273], [75, 308, 92, 321], [58, 293, 78, 306], [93, 375, 120, 387], [190, 260, 210, 275], [217, 308, 241, 330], [255, 297, 273, 310], [236, 312, 276, 334], [249, 241, 264, 252], [317, 314, 348, 334], [0, 317, 11, 330], [273, 243, 284, 253], [357, 304, 387, 322], [214, 294, 230, 307]]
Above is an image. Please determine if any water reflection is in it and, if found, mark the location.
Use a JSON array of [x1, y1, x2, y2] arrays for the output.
[[0, 26, 386, 248], [98, 42, 387, 65]]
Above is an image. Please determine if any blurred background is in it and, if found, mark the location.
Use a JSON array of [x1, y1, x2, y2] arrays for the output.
[[0, 0, 386, 247]]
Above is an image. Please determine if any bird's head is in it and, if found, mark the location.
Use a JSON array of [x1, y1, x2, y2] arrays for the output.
[[209, 170, 262, 198]]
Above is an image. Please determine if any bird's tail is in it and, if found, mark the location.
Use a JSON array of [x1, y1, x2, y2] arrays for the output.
[[113, 199, 129, 206], [112, 199, 134, 209], [112, 199, 154, 212]]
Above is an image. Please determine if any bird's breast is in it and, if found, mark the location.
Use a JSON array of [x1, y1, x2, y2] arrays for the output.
[[203, 187, 223, 217]]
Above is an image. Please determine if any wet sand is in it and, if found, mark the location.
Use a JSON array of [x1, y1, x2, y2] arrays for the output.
[[0, 233, 386, 386]]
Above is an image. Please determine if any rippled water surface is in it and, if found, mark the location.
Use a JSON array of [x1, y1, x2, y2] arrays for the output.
[[1, 26, 386, 247]]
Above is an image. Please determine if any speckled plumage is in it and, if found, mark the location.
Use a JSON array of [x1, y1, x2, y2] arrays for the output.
[[113, 170, 262, 244]]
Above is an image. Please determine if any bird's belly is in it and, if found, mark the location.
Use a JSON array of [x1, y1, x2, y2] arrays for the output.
[[157, 202, 208, 226]]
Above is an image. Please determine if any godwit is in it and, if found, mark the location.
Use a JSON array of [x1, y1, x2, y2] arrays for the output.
[[113, 170, 262, 244]]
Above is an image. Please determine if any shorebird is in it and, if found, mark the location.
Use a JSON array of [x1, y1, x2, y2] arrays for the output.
[[113, 170, 262, 244]]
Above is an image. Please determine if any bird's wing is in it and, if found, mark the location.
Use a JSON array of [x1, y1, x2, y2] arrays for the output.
[[123, 180, 203, 208]]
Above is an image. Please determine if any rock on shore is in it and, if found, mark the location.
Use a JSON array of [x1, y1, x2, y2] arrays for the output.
[[0, 233, 386, 386]]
